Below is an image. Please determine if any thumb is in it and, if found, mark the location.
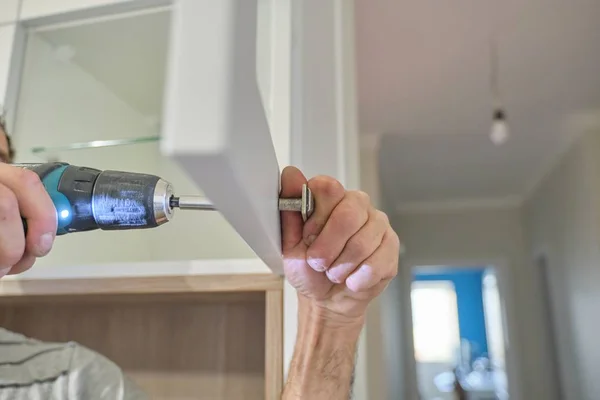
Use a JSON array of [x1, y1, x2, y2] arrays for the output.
[[280, 166, 307, 252]]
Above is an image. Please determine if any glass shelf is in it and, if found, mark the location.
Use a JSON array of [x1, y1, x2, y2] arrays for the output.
[[30, 135, 161, 155]]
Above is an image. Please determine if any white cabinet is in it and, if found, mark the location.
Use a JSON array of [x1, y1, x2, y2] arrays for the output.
[[0, 0, 19, 24], [10, 3, 273, 270], [20, 0, 135, 19], [162, 0, 284, 274]]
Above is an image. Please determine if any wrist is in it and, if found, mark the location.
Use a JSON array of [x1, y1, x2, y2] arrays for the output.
[[284, 295, 362, 399], [297, 294, 366, 332]]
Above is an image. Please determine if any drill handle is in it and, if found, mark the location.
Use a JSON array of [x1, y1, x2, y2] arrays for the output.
[[15, 163, 70, 236]]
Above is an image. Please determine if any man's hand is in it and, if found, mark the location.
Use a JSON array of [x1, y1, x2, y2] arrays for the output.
[[280, 166, 399, 400], [0, 164, 57, 277], [281, 166, 399, 322]]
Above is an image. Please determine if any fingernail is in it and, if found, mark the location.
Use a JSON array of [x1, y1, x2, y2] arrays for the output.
[[346, 265, 372, 292], [308, 257, 327, 272], [38, 233, 54, 256], [0, 267, 11, 277], [326, 268, 342, 283]]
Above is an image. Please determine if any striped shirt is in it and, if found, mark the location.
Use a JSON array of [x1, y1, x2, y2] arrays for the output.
[[0, 328, 147, 399]]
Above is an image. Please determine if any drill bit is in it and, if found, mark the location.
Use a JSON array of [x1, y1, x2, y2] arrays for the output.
[[170, 184, 315, 221], [169, 196, 214, 210]]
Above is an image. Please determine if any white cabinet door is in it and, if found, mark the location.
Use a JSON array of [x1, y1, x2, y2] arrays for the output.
[[162, 0, 284, 274], [0, 0, 19, 24], [20, 0, 135, 19]]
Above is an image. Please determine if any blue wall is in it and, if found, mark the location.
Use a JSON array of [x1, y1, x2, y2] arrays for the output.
[[414, 268, 488, 359]]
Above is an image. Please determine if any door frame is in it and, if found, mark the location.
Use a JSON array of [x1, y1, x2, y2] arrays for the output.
[[403, 257, 524, 400], [532, 250, 566, 399], [288, 0, 364, 395]]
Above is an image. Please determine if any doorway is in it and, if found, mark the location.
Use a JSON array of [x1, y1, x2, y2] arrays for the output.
[[535, 255, 564, 399], [410, 266, 509, 400]]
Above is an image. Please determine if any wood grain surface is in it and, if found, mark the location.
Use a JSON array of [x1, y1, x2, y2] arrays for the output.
[[0, 287, 284, 399]]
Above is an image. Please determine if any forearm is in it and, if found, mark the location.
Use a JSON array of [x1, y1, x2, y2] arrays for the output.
[[282, 296, 363, 400]]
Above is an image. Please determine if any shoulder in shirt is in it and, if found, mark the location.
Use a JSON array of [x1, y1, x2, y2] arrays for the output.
[[0, 328, 147, 399]]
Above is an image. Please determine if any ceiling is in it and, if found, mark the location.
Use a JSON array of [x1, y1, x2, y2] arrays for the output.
[[37, 8, 170, 120], [355, 0, 600, 209]]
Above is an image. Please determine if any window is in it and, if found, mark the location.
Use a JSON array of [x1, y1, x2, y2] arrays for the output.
[[483, 271, 506, 369], [411, 280, 460, 363]]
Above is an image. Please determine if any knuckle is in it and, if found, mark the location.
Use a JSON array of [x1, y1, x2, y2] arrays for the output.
[[376, 210, 390, 225], [351, 190, 371, 206], [347, 234, 373, 259], [390, 229, 401, 249], [310, 176, 344, 197], [16, 168, 43, 190], [387, 261, 399, 280], [332, 202, 362, 231]]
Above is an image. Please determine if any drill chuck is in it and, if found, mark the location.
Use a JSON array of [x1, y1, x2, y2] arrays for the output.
[[90, 170, 175, 230]]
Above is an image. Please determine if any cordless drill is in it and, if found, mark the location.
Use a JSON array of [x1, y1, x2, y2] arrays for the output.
[[16, 162, 313, 236]]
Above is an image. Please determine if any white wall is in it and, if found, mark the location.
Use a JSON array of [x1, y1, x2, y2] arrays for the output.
[[0, 25, 15, 106], [288, 1, 370, 396], [0, 1, 20, 24], [523, 130, 600, 400], [359, 142, 389, 400], [389, 207, 560, 400]]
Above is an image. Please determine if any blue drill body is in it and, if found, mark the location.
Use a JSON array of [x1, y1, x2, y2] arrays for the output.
[[17, 162, 167, 235]]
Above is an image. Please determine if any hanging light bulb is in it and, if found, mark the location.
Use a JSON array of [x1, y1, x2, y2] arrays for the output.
[[488, 33, 510, 146], [490, 109, 509, 145]]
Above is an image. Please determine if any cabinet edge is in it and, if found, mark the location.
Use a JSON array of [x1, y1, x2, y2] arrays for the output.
[[0, 273, 283, 297]]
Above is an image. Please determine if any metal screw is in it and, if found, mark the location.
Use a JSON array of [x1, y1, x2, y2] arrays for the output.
[[171, 183, 315, 221]]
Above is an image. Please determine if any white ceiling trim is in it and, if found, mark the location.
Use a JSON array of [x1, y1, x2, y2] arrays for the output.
[[395, 195, 523, 215], [522, 111, 600, 203]]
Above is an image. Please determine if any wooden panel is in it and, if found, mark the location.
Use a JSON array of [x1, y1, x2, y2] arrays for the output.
[[0, 273, 283, 296], [265, 289, 283, 399], [2, 259, 272, 281], [0, 292, 267, 399], [0, 291, 266, 306], [162, 0, 284, 274]]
